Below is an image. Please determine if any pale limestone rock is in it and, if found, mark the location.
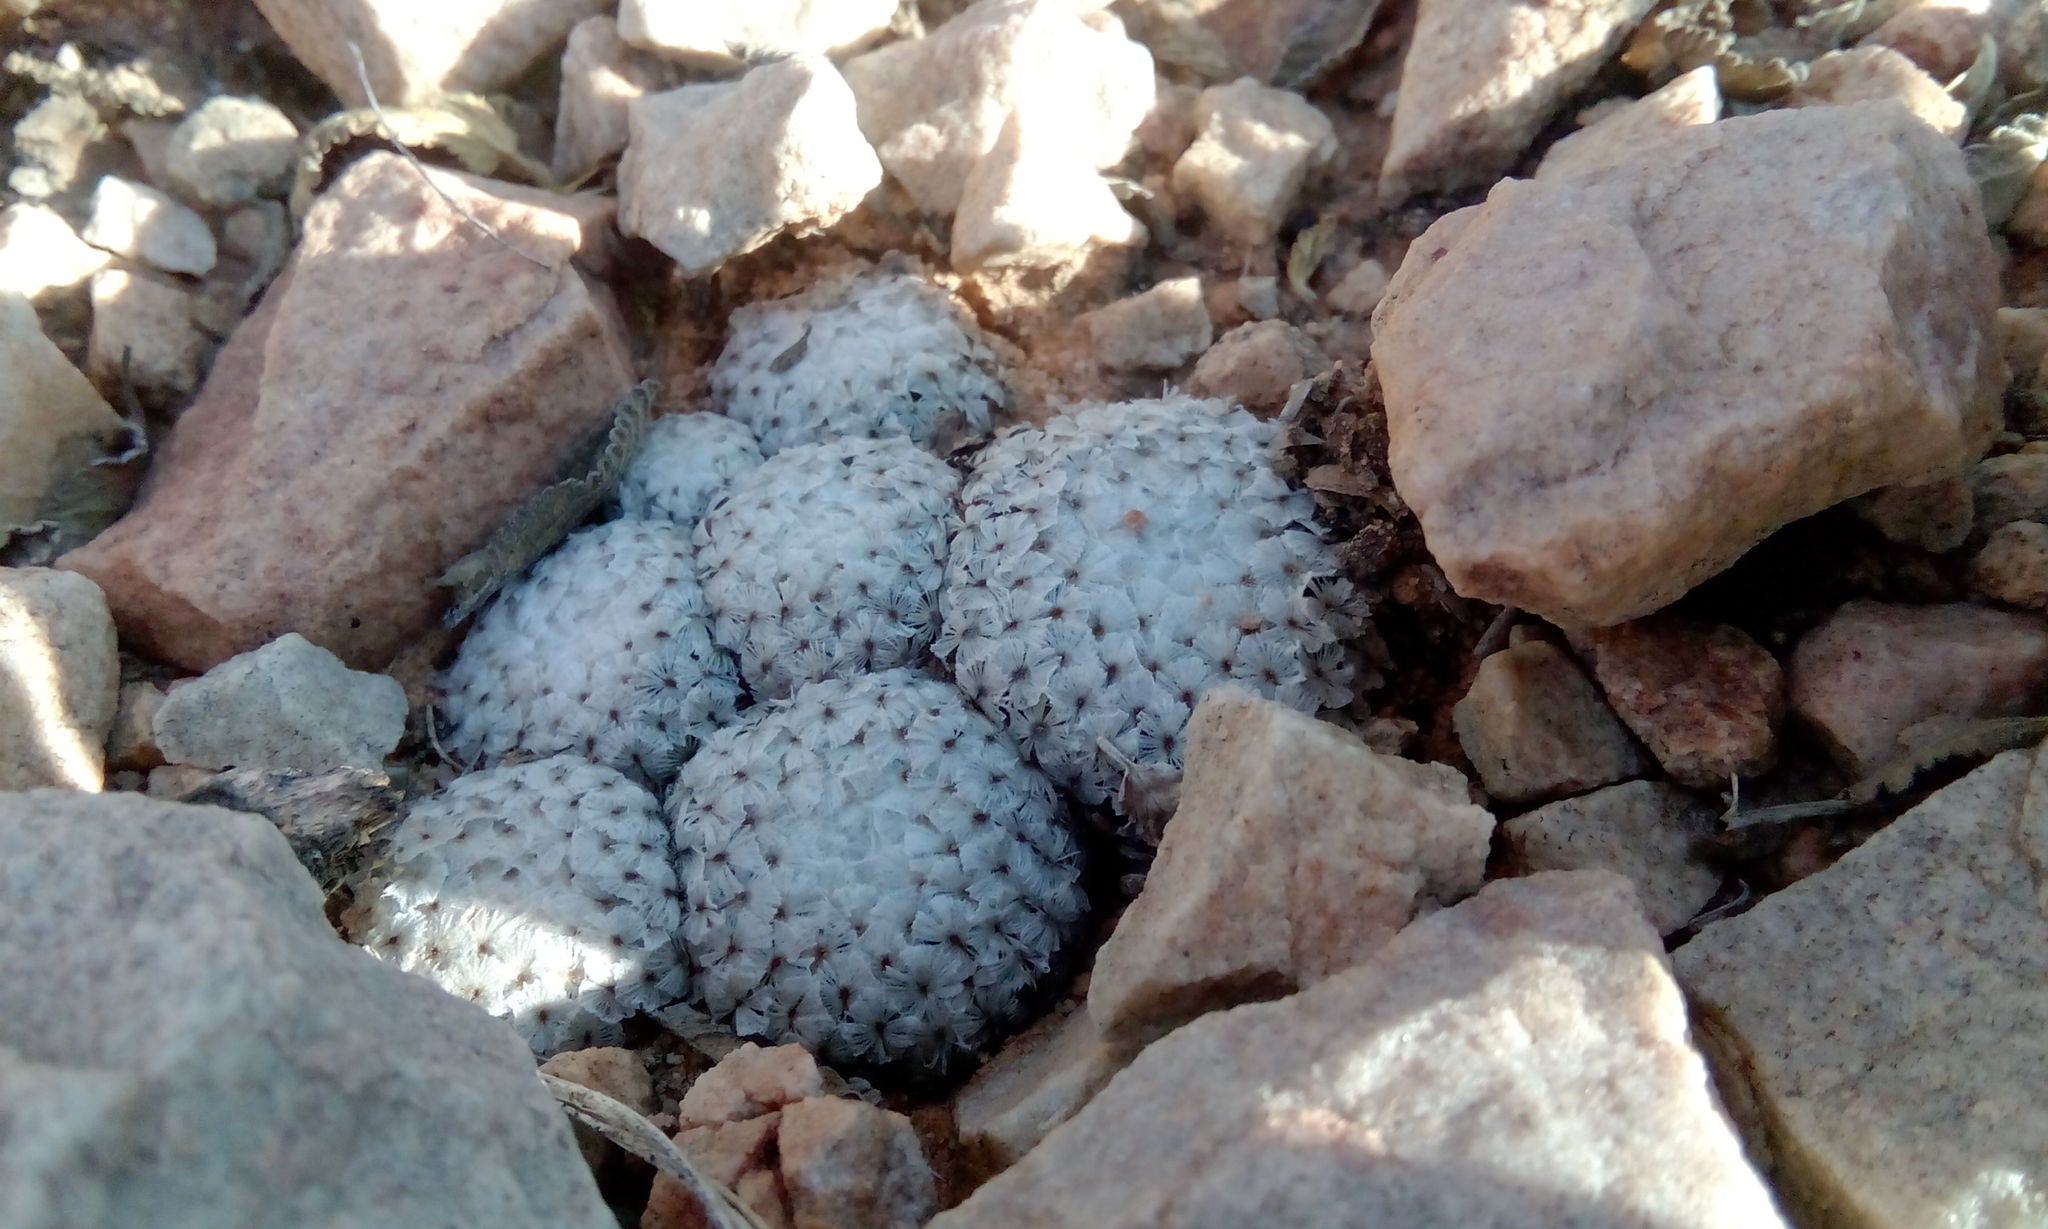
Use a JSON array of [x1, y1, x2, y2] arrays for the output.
[[619, 57, 882, 276], [1505, 780, 1721, 933], [86, 268, 206, 405], [1235, 274, 1279, 319], [677, 1043, 825, 1129], [841, 0, 1156, 216], [936, 872, 1787, 1229], [163, 96, 299, 208], [251, 0, 612, 107], [1677, 747, 2048, 1229], [1110, 0, 1379, 85], [1998, 306, 2048, 378], [647, 1114, 789, 1229], [60, 154, 633, 672], [104, 679, 167, 772], [0, 569, 118, 792], [1574, 615, 1783, 788], [953, 995, 1136, 1179], [1185, 319, 1328, 416], [1380, 0, 1659, 198], [1848, 474, 1975, 553], [151, 633, 406, 773], [1787, 47, 1966, 141], [0, 291, 126, 530], [540, 1046, 656, 1169], [1969, 452, 2048, 535], [1863, 0, 1999, 79], [618, 0, 897, 67], [778, 1097, 937, 1229], [1081, 275, 1212, 371], [1170, 76, 1334, 245], [1324, 257, 1390, 315], [1373, 104, 2003, 626], [1969, 520, 2048, 609], [1788, 600, 2048, 775], [0, 204, 109, 303], [951, 108, 1146, 270], [9, 93, 103, 200], [552, 17, 689, 182], [82, 176, 217, 277], [1454, 640, 1648, 804], [1090, 688, 1493, 1045], [1536, 66, 1720, 181]]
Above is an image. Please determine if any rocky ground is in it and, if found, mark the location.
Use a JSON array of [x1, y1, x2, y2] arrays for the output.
[[3, 0, 2047, 1226]]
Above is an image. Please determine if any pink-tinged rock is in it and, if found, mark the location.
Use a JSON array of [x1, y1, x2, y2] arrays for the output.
[[1847, 474, 1975, 553], [1786, 47, 1966, 141], [1861, 0, 1999, 80], [1089, 688, 1493, 1046], [935, 872, 1787, 1229], [1969, 452, 2048, 535], [1380, 0, 1659, 199], [1969, 520, 2048, 609], [952, 993, 1137, 1180], [778, 1096, 937, 1229], [1573, 615, 1783, 788], [540, 1046, 657, 1169], [1374, 104, 2003, 627], [251, 0, 611, 107], [1505, 780, 1721, 934], [1081, 275, 1212, 371], [1536, 66, 1720, 181], [1453, 639, 1649, 804], [552, 17, 689, 182], [1185, 320, 1328, 417], [677, 1043, 825, 1129], [645, 1113, 791, 1229], [61, 153, 632, 673], [1787, 599, 2048, 775]]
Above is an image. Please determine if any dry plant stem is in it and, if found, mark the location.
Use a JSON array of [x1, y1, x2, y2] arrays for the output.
[[540, 1073, 770, 1229]]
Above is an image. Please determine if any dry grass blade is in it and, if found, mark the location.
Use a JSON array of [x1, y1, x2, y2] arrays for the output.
[[540, 1073, 769, 1229]]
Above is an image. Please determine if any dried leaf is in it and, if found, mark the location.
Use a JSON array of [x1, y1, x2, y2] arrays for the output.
[[1272, 0, 1387, 89], [1967, 109, 2048, 228], [1949, 34, 2001, 129], [2, 385, 149, 567], [291, 92, 554, 219], [1304, 462, 1377, 497], [181, 767, 402, 892], [1842, 714, 2048, 805], [1287, 217, 1339, 301], [439, 381, 657, 627], [541, 1074, 769, 1229]]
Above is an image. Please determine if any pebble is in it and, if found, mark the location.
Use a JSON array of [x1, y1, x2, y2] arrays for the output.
[[104, 679, 167, 772], [251, 0, 611, 107], [676, 1043, 824, 1128], [617, 0, 896, 66], [1453, 639, 1649, 805], [1380, 0, 1658, 199], [1184, 320, 1328, 417], [1786, 47, 1965, 141], [1234, 274, 1279, 319], [619, 57, 882, 276], [151, 633, 406, 772], [82, 175, 218, 277], [1573, 615, 1783, 788], [61, 154, 634, 672], [952, 993, 1136, 1181], [0, 203, 110, 303], [0, 568, 119, 792], [778, 1097, 938, 1229], [951, 108, 1146, 271], [1535, 66, 1720, 181], [1676, 747, 2048, 1229], [9, 91, 103, 199], [1323, 257, 1389, 315], [1968, 452, 2048, 536], [540, 1047, 657, 1170], [1505, 780, 1721, 934], [1114, 0, 1374, 84], [1170, 76, 1334, 246], [163, 95, 300, 208], [1081, 275, 1213, 371], [936, 872, 1786, 1229], [1969, 520, 2048, 608], [0, 290, 127, 531], [1090, 688, 1494, 1045], [1787, 599, 2048, 776], [1863, 0, 1997, 79], [552, 16, 689, 182], [86, 267, 206, 404], [1848, 474, 1975, 553], [1373, 104, 2003, 627]]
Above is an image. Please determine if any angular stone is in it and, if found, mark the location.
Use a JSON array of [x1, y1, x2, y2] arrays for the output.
[[1788, 599, 2048, 775], [251, 0, 612, 107], [617, 0, 896, 67], [1536, 66, 1720, 181], [541, 1046, 656, 1170], [164, 95, 300, 208], [552, 16, 688, 182], [1324, 257, 1390, 315], [936, 872, 1786, 1229], [1676, 747, 2048, 1229], [0, 291, 127, 530], [1090, 688, 1493, 1045], [1787, 47, 1965, 141], [778, 1096, 937, 1229], [82, 176, 217, 277], [1863, 0, 1998, 80], [841, 0, 1156, 216], [1505, 780, 1721, 933], [151, 633, 406, 772], [1380, 0, 1658, 199], [653, 1114, 790, 1229], [1969, 520, 2048, 608], [1170, 76, 1334, 245], [105, 679, 167, 772], [1848, 473, 1974, 553], [86, 268, 206, 405], [1110, 0, 1380, 85], [1081, 275, 1213, 371], [1574, 615, 1783, 788], [1374, 104, 2002, 626], [677, 1043, 825, 1129], [1969, 452, 2048, 536], [9, 93, 103, 199], [61, 154, 633, 672], [0, 791, 613, 1229], [1185, 320, 1328, 416], [0, 568, 118, 792], [953, 995, 1136, 1180], [619, 57, 882, 276], [952, 108, 1146, 271], [0, 204, 110, 303], [1454, 640, 1648, 804]]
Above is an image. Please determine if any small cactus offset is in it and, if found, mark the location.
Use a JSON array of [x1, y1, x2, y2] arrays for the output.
[[617, 411, 766, 532]]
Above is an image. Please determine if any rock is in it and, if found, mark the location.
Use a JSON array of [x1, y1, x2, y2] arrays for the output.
[[953, 994, 1137, 1180], [779, 1096, 938, 1229], [86, 268, 206, 405], [1081, 275, 1213, 371], [649, 1114, 790, 1229], [163, 95, 300, 208], [1573, 615, 1783, 788], [1373, 104, 2003, 627], [61, 153, 634, 672], [619, 57, 882, 276], [145, 763, 214, 798], [1504, 780, 1721, 933], [0, 568, 118, 792], [0, 204, 110, 303], [1863, 0, 1997, 80], [617, 0, 897, 67], [841, 0, 1156, 216], [1453, 639, 1649, 804], [1380, 0, 1658, 199], [1847, 474, 1975, 553], [1786, 47, 1966, 142], [1234, 274, 1279, 319], [9, 92, 103, 199], [1787, 599, 2048, 775], [151, 633, 406, 772], [1185, 320, 1328, 416], [1090, 688, 1493, 1045], [935, 872, 1786, 1229], [1999, 306, 2048, 378], [81, 176, 218, 277], [1970, 520, 2048, 609], [105, 679, 167, 772], [194, 201, 293, 336], [0, 790, 614, 1229], [251, 0, 612, 107], [1170, 76, 1334, 245], [0, 291, 127, 530], [951, 108, 1146, 271], [541, 1046, 656, 1169], [1324, 257, 1390, 315], [552, 17, 689, 182], [1110, 0, 1379, 85], [178, 765, 404, 891], [678, 1043, 825, 1129], [1968, 452, 2048, 536], [1675, 747, 2048, 1229], [1536, 66, 1720, 181]]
